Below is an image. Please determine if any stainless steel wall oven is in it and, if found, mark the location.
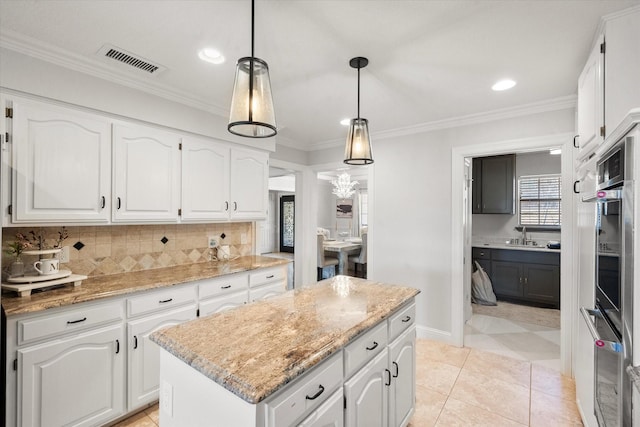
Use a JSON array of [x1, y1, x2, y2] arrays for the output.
[[581, 125, 636, 427]]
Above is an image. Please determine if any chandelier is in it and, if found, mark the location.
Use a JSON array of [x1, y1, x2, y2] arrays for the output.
[[332, 173, 358, 199]]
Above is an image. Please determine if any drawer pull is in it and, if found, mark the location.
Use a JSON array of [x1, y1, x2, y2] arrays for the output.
[[159, 298, 173, 304], [115, 339, 120, 354], [66, 317, 87, 325], [101, 196, 106, 209], [385, 369, 391, 386], [366, 341, 378, 351], [401, 316, 411, 323], [117, 197, 121, 210], [134, 335, 138, 350], [392, 361, 399, 378], [266, 275, 275, 279], [221, 285, 232, 289], [305, 384, 325, 400]]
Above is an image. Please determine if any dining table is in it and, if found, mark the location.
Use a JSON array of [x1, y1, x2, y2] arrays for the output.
[[323, 239, 362, 275]]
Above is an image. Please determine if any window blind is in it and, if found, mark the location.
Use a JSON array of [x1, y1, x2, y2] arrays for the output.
[[519, 174, 561, 226]]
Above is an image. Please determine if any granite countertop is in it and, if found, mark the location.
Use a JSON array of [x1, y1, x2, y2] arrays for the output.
[[473, 242, 561, 253], [1, 255, 290, 316], [150, 275, 420, 404]]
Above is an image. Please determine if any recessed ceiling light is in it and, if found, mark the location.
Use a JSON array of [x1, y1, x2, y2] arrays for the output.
[[492, 79, 516, 91], [549, 148, 562, 155], [198, 48, 225, 65], [340, 118, 351, 126]]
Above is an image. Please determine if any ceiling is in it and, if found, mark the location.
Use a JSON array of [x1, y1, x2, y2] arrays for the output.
[[1, 0, 638, 152]]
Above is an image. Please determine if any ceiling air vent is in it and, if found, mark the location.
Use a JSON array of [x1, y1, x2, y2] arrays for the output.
[[97, 44, 166, 75]]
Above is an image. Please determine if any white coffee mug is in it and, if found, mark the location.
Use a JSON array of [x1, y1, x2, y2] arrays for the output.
[[34, 258, 60, 275]]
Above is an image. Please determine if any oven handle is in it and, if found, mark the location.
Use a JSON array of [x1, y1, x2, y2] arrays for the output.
[[580, 307, 623, 353]]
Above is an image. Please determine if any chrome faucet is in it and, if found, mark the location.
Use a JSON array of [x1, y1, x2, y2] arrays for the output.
[[521, 226, 527, 244]]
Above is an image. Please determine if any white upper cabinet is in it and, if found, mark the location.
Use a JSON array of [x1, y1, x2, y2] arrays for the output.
[[12, 100, 111, 223], [604, 8, 640, 137], [181, 136, 230, 221], [230, 148, 268, 220], [112, 123, 181, 222], [577, 34, 604, 158]]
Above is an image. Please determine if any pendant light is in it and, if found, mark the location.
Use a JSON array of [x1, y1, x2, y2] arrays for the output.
[[344, 57, 373, 165], [228, 0, 277, 138]]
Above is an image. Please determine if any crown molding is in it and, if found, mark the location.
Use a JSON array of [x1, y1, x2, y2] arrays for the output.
[[307, 95, 577, 152], [0, 29, 229, 117]]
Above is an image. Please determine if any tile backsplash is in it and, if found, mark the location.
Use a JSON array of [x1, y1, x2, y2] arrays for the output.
[[2, 223, 253, 277]]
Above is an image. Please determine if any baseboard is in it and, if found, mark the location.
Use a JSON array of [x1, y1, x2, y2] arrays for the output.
[[416, 325, 457, 345]]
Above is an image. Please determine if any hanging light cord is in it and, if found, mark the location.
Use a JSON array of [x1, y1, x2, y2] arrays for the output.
[[356, 65, 360, 120], [248, 0, 255, 123]]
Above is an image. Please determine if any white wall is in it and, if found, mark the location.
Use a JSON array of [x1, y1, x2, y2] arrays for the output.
[[472, 151, 562, 242], [369, 108, 575, 338], [0, 48, 275, 152]]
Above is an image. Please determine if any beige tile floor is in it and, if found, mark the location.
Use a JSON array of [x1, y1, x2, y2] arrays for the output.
[[114, 339, 582, 427]]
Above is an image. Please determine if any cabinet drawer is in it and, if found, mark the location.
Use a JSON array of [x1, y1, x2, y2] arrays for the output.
[[265, 351, 343, 427], [344, 321, 388, 378], [249, 266, 286, 287], [199, 290, 248, 317], [198, 273, 248, 300], [472, 247, 491, 260], [18, 301, 124, 345], [127, 285, 196, 317], [492, 248, 560, 265], [389, 302, 415, 342], [249, 281, 286, 303]]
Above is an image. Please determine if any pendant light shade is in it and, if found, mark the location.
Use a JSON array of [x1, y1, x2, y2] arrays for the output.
[[344, 57, 373, 165], [228, 0, 277, 138]]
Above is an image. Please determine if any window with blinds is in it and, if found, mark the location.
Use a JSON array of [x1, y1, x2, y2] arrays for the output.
[[518, 174, 561, 226]]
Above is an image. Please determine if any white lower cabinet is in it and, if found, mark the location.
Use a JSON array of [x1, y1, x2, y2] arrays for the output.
[[298, 389, 344, 427], [127, 305, 196, 410], [344, 349, 389, 427], [199, 289, 248, 316], [388, 327, 416, 427], [18, 323, 125, 427]]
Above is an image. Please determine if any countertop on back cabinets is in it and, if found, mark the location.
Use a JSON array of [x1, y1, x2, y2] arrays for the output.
[[1, 255, 291, 316], [150, 275, 420, 404], [473, 242, 561, 253]]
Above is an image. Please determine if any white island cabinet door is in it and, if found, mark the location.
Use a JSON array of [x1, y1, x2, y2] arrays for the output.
[[344, 349, 389, 427], [181, 137, 230, 221], [12, 100, 111, 223], [128, 305, 196, 411], [18, 324, 125, 427], [113, 123, 181, 222], [298, 389, 344, 427], [229, 148, 268, 220], [388, 327, 416, 427]]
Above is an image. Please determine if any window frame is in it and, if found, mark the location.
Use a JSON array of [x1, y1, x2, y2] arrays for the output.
[[517, 173, 562, 230]]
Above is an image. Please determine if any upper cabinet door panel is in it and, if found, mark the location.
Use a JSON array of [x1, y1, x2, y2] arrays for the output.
[[113, 123, 180, 222], [13, 101, 111, 223], [577, 34, 604, 158], [181, 137, 230, 221], [229, 148, 268, 220], [479, 155, 514, 214], [604, 10, 640, 137]]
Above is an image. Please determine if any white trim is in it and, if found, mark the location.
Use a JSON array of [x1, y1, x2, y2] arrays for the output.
[[309, 96, 577, 152], [416, 325, 454, 343], [451, 132, 575, 376]]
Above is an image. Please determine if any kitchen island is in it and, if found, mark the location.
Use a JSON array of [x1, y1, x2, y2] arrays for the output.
[[150, 275, 420, 427]]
